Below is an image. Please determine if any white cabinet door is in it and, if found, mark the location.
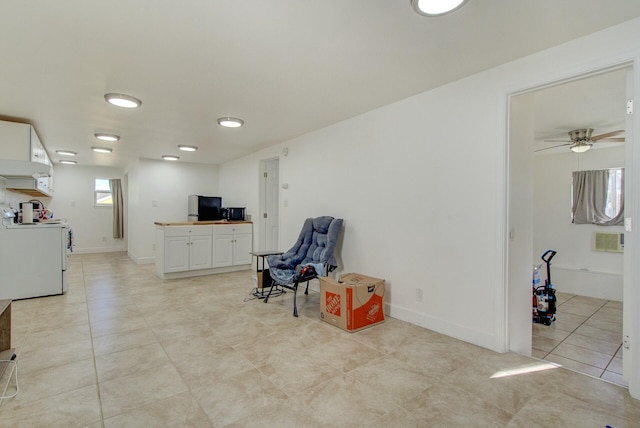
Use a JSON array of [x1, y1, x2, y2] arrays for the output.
[[164, 236, 190, 272], [212, 234, 233, 268], [190, 235, 212, 270], [0, 120, 31, 160], [233, 233, 253, 266]]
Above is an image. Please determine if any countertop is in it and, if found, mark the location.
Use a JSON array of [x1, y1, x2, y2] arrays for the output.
[[154, 221, 252, 226], [3, 220, 69, 229]]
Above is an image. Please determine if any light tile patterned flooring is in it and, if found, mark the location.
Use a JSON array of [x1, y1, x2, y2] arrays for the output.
[[0, 252, 638, 426], [532, 292, 625, 387]]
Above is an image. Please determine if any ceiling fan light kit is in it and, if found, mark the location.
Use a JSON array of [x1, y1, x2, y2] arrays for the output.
[[570, 141, 593, 153]]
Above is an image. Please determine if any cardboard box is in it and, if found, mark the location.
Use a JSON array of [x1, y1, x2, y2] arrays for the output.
[[254, 269, 272, 289], [320, 273, 385, 332]]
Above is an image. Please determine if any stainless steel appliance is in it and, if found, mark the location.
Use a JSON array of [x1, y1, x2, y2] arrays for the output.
[[224, 207, 246, 221], [187, 195, 223, 222]]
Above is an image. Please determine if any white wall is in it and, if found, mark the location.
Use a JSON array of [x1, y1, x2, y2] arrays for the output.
[[127, 158, 219, 264], [219, 18, 640, 357], [534, 147, 625, 300], [221, 71, 506, 349]]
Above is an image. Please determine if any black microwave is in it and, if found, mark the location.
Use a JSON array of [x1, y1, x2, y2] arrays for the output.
[[223, 207, 246, 221]]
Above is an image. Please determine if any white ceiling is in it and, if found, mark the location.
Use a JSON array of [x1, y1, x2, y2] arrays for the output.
[[1, 1, 639, 168], [532, 68, 628, 154]]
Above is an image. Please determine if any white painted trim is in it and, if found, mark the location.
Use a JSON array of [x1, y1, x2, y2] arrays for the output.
[[127, 252, 155, 265], [72, 246, 126, 254], [494, 90, 509, 353], [626, 55, 640, 400], [388, 302, 496, 351]]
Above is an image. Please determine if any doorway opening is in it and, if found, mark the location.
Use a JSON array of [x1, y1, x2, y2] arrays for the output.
[[508, 65, 633, 388]]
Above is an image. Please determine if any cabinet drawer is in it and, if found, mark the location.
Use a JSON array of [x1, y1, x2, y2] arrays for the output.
[[189, 225, 213, 237], [163, 225, 212, 237], [212, 223, 252, 235]]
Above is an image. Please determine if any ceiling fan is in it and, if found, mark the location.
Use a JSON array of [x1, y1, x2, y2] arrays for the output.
[[535, 128, 625, 153]]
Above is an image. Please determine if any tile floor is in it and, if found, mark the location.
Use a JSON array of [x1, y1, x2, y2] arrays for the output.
[[532, 291, 625, 387], [0, 252, 638, 427]]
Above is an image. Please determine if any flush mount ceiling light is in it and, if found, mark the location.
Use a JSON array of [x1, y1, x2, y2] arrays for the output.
[[411, 0, 468, 16], [94, 133, 120, 142], [92, 147, 113, 153], [178, 145, 198, 152], [162, 155, 180, 161], [104, 93, 142, 108], [59, 160, 77, 165], [56, 150, 77, 156], [217, 117, 244, 128]]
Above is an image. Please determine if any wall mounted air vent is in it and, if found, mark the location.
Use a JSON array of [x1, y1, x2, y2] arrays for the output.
[[593, 232, 624, 253]]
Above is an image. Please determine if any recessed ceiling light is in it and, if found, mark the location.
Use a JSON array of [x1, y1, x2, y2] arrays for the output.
[[217, 117, 244, 128], [104, 93, 142, 108], [56, 150, 77, 156], [178, 145, 198, 152], [162, 155, 180, 161], [59, 160, 77, 165], [94, 133, 120, 142], [92, 147, 113, 153], [411, 0, 468, 16]]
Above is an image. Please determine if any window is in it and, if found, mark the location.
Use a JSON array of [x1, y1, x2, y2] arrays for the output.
[[605, 168, 623, 219], [571, 168, 624, 226], [95, 178, 113, 206]]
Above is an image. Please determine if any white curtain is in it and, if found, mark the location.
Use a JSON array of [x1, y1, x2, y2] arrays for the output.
[[572, 169, 624, 225], [109, 179, 124, 239]]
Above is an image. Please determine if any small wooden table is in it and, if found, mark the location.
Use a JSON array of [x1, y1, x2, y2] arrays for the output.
[[250, 251, 283, 298]]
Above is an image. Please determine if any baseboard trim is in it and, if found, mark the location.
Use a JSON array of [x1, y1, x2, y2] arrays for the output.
[[386, 302, 499, 352]]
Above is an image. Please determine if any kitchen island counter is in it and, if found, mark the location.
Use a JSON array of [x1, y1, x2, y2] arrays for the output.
[[155, 222, 253, 279], [154, 220, 252, 226]]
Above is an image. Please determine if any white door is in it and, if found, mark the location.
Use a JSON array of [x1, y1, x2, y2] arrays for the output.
[[260, 158, 279, 251]]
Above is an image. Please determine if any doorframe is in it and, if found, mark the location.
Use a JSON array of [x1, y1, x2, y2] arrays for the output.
[[502, 58, 640, 398]]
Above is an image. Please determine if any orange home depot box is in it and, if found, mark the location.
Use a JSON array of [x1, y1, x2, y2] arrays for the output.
[[320, 273, 385, 332]]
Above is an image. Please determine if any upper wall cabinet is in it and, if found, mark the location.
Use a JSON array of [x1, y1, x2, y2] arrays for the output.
[[0, 120, 52, 167], [0, 120, 54, 197], [29, 126, 51, 167]]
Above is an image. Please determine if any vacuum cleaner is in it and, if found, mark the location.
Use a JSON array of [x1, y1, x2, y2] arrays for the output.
[[533, 249, 557, 325]]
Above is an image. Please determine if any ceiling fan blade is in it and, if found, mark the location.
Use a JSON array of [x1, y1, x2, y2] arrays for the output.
[[543, 139, 571, 143], [594, 137, 625, 143], [535, 143, 571, 152], [592, 130, 624, 140]]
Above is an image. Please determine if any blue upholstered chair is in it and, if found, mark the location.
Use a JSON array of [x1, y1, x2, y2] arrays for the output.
[[264, 216, 343, 317]]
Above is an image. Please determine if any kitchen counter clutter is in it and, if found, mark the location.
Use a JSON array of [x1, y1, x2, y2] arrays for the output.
[[155, 222, 253, 279]]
